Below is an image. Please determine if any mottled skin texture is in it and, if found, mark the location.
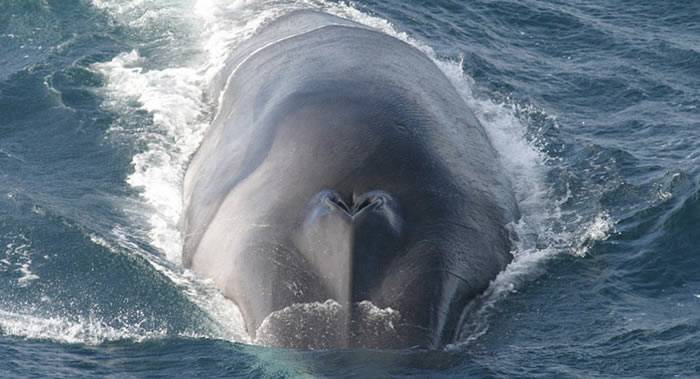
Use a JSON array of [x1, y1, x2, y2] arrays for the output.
[[182, 11, 518, 349]]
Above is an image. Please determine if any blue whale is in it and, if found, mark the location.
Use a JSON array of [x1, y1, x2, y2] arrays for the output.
[[182, 10, 518, 349]]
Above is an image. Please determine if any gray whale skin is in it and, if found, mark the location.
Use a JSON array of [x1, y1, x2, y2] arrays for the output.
[[182, 10, 518, 349]]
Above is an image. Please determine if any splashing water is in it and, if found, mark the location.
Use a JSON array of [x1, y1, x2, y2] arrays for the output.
[[1, 234, 39, 288], [0, 309, 171, 345]]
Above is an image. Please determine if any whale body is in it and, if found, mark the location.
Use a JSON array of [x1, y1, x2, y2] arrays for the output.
[[182, 10, 518, 349]]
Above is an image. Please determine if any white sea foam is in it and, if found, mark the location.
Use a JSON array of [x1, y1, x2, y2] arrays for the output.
[[93, 49, 208, 261], [1, 234, 39, 287], [574, 212, 613, 257], [255, 300, 401, 348], [88, 0, 613, 347], [0, 309, 173, 345]]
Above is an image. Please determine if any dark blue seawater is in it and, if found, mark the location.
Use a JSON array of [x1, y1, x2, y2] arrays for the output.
[[1, 0, 698, 377]]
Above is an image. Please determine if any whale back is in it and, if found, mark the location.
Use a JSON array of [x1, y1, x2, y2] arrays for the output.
[[182, 10, 518, 347]]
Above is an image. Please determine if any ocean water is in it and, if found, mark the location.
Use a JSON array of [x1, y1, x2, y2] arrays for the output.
[[0, 0, 698, 377]]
